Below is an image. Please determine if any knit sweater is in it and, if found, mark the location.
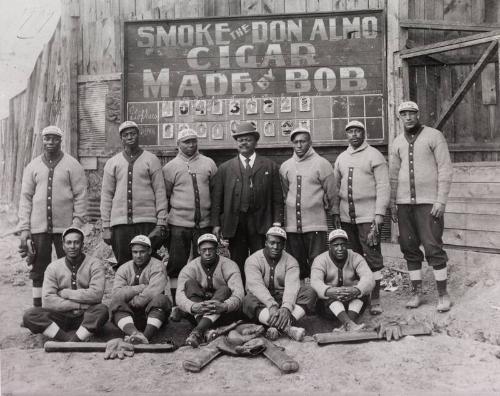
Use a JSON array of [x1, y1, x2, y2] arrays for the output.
[[390, 126, 453, 205], [101, 150, 168, 228], [333, 141, 390, 223], [244, 249, 300, 312], [279, 148, 336, 233], [112, 257, 171, 308], [17, 153, 87, 233], [162, 151, 217, 228], [311, 250, 374, 299], [42, 255, 105, 311], [176, 256, 244, 314]]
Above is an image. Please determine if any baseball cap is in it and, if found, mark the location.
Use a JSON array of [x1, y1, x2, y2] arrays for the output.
[[345, 120, 365, 131], [398, 101, 419, 113], [62, 227, 84, 240], [328, 229, 349, 242], [197, 233, 219, 246], [119, 120, 139, 134], [290, 127, 311, 141], [130, 235, 151, 247], [42, 125, 63, 137], [266, 226, 287, 240], [177, 128, 198, 143]]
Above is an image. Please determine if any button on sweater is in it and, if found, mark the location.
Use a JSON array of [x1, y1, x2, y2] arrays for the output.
[[17, 153, 87, 233], [311, 250, 374, 299], [42, 255, 105, 311], [333, 142, 390, 224], [162, 151, 217, 228], [244, 249, 300, 312], [101, 150, 168, 228], [176, 256, 244, 314], [390, 126, 453, 205], [279, 148, 336, 233], [112, 257, 172, 308]]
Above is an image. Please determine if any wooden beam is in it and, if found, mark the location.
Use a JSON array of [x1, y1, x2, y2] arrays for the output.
[[433, 40, 498, 130], [400, 18, 500, 32], [400, 30, 500, 59]]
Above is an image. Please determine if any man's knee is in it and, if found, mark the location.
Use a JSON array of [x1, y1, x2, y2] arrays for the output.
[[297, 286, 317, 313], [149, 294, 172, 313], [241, 293, 261, 320], [184, 279, 204, 299], [87, 304, 110, 321], [213, 286, 232, 301], [22, 307, 48, 333]]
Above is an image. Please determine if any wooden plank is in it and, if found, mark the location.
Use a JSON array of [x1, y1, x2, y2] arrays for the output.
[[78, 73, 122, 83], [229, 0, 241, 15], [331, 0, 347, 10], [400, 19, 500, 32], [368, 0, 380, 9], [445, 213, 500, 232], [241, 0, 261, 14], [446, 200, 500, 215], [452, 162, 500, 182], [45, 341, 176, 353], [119, 0, 136, 20], [284, 0, 307, 13], [346, 0, 369, 10], [306, 0, 333, 11], [449, 181, 500, 198], [444, 228, 500, 249], [434, 40, 498, 130], [262, 0, 285, 13]]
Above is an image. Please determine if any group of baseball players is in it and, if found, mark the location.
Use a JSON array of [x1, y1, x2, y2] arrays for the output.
[[17, 100, 453, 347]]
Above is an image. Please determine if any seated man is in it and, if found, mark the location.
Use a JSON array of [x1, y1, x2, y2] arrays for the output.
[[23, 227, 108, 341], [176, 233, 244, 348], [110, 235, 172, 344], [242, 227, 317, 341], [311, 229, 375, 331]]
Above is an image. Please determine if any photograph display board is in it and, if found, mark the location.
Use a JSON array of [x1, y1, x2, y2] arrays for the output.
[[124, 10, 386, 148]]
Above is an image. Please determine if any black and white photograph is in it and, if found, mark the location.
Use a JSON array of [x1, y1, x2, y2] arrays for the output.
[[1, 1, 499, 395]]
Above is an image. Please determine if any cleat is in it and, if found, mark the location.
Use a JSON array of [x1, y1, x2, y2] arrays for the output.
[[436, 294, 451, 312], [284, 326, 305, 342]]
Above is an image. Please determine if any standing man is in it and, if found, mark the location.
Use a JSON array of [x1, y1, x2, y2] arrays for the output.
[[280, 127, 336, 280], [176, 234, 244, 348], [101, 121, 168, 268], [17, 125, 87, 307], [332, 120, 390, 315], [311, 229, 375, 331], [390, 101, 453, 312], [110, 235, 172, 344], [22, 227, 108, 341], [242, 227, 317, 341], [211, 121, 283, 275], [162, 128, 217, 283]]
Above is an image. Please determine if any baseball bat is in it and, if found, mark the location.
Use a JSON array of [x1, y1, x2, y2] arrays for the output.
[[261, 338, 299, 374], [44, 341, 176, 353]]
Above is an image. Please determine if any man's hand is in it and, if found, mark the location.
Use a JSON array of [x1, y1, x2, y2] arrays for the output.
[[327, 286, 360, 302], [191, 302, 211, 315], [268, 304, 279, 319], [333, 214, 342, 229], [59, 289, 71, 299], [377, 321, 403, 341], [430, 203, 445, 219], [374, 214, 384, 230], [212, 226, 222, 240], [390, 203, 398, 223], [104, 338, 135, 360], [102, 227, 112, 245], [18, 230, 31, 258], [204, 300, 228, 315], [269, 307, 291, 330], [148, 225, 167, 249]]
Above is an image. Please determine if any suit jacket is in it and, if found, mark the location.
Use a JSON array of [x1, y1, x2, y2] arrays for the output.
[[211, 154, 284, 238]]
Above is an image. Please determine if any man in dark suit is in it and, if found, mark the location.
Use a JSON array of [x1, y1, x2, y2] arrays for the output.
[[211, 121, 284, 276]]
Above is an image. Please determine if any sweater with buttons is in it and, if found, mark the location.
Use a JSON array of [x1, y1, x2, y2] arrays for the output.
[[244, 249, 300, 312], [101, 150, 168, 228], [176, 256, 244, 314], [17, 153, 87, 234], [42, 255, 105, 311], [310, 250, 374, 299], [332, 141, 390, 224], [279, 148, 336, 233], [162, 151, 217, 228], [390, 126, 453, 205], [112, 257, 172, 308]]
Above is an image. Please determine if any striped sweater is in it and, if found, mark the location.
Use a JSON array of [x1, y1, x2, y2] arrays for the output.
[[101, 150, 168, 228], [333, 142, 390, 224], [42, 255, 105, 311], [112, 257, 172, 308], [244, 249, 300, 312], [17, 153, 87, 233], [162, 151, 217, 228], [279, 148, 336, 233], [311, 250, 374, 299], [176, 256, 244, 314], [390, 126, 453, 205]]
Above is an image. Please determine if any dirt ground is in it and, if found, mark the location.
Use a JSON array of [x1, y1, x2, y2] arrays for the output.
[[1, 206, 500, 395]]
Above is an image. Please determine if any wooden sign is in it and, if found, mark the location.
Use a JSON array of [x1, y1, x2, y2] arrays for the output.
[[123, 10, 386, 148]]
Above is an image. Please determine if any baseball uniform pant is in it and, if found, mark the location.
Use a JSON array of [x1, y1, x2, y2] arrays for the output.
[[110, 293, 172, 330], [166, 225, 211, 278], [286, 231, 327, 279], [23, 304, 109, 335], [317, 295, 369, 321], [30, 233, 64, 286], [397, 204, 448, 268], [341, 222, 384, 272], [110, 223, 158, 268]]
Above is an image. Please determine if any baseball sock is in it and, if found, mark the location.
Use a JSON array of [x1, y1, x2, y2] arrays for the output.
[[371, 271, 383, 301], [433, 266, 448, 296], [144, 309, 166, 340], [195, 316, 217, 333], [72, 326, 92, 342], [291, 305, 306, 321], [32, 281, 43, 307], [258, 308, 270, 325], [43, 322, 71, 341], [329, 301, 350, 325], [117, 315, 138, 336], [347, 298, 363, 321]]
